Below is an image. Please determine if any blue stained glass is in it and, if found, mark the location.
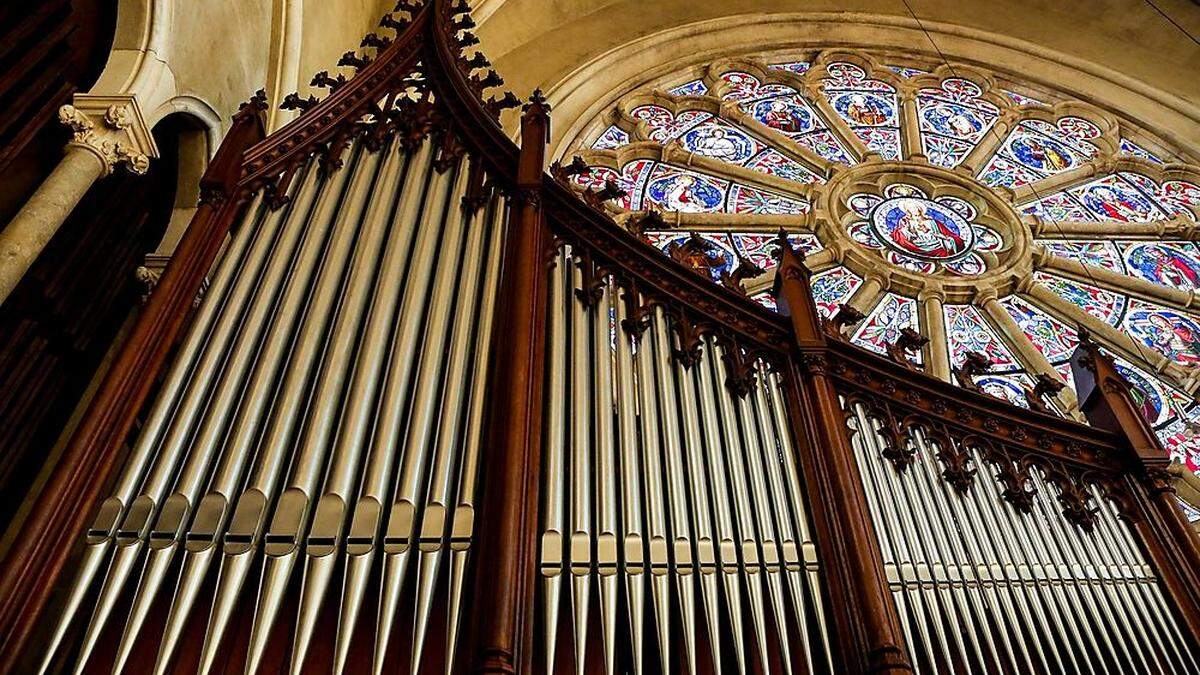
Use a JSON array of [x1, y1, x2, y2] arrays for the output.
[[1069, 174, 1166, 222], [748, 95, 818, 135], [645, 232, 736, 280], [852, 293, 921, 362], [888, 65, 928, 78], [770, 61, 811, 75], [728, 184, 809, 214], [976, 374, 1036, 409], [822, 65, 901, 160], [944, 304, 1020, 369], [630, 105, 711, 142], [1004, 90, 1047, 106], [979, 156, 1043, 188], [916, 79, 999, 168], [667, 79, 708, 96], [1123, 241, 1200, 290], [1021, 192, 1093, 222], [1124, 299, 1200, 367], [810, 267, 862, 317], [643, 164, 728, 213], [680, 120, 761, 163], [1119, 138, 1165, 164], [591, 125, 629, 150], [744, 149, 822, 184]]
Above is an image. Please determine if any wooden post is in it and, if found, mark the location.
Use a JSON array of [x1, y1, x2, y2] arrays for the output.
[[466, 90, 551, 674], [773, 232, 913, 674], [1071, 329, 1200, 643], [0, 92, 267, 669]]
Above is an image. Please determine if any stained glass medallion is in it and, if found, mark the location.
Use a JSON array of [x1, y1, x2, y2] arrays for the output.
[[571, 49, 1200, 467]]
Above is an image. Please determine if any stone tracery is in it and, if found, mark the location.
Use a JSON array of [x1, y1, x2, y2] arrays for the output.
[[567, 48, 1200, 472]]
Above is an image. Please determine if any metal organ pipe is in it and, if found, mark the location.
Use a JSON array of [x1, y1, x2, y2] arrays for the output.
[[537, 302, 832, 673], [41, 134, 509, 674], [843, 397, 1198, 673]]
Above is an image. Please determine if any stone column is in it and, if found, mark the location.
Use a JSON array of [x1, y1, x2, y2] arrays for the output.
[[918, 288, 950, 381], [0, 94, 156, 306]]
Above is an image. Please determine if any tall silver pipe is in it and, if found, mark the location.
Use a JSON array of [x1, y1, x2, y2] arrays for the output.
[[612, 285, 646, 675], [445, 197, 507, 671], [566, 253, 593, 675], [632, 304, 672, 675], [540, 243, 570, 674], [367, 160, 467, 675], [592, 278, 620, 675], [39, 184, 271, 673], [672, 338, 723, 671]]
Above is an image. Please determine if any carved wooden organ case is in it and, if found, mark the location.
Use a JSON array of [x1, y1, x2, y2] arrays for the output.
[[6, 1, 1200, 674]]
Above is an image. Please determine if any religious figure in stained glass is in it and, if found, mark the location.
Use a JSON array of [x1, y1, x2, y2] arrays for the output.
[[1125, 243, 1200, 289], [873, 197, 973, 260], [646, 172, 724, 212]]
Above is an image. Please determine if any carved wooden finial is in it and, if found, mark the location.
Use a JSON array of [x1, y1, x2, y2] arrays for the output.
[[952, 350, 991, 391], [466, 52, 491, 70], [486, 91, 522, 117], [234, 89, 269, 120], [337, 50, 370, 70], [593, 179, 627, 204], [457, 32, 481, 48], [1025, 372, 1065, 415], [472, 69, 504, 90], [830, 303, 865, 334], [379, 12, 409, 30], [550, 156, 589, 183], [720, 254, 765, 295], [887, 327, 928, 370], [280, 92, 319, 112]]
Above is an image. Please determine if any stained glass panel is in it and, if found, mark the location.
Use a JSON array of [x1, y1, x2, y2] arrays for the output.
[[1037, 241, 1122, 272], [741, 93, 853, 164], [1001, 295, 1079, 362], [944, 304, 1021, 370], [630, 105, 711, 143], [591, 125, 629, 150], [852, 293, 920, 361], [1034, 271, 1127, 326], [821, 62, 901, 160], [979, 119, 1099, 188], [667, 79, 708, 97], [976, 373, 1036, 409], [810, 267, 862, 318], [1119, 138, 1165, 164], [1123, 299, 1200, 367], [917, 78, 1000, 168], [1120, 241, 1200, 290]]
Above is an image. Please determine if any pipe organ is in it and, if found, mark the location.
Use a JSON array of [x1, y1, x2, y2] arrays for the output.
[[846, 401, 1198, 674], [40, 134, 507, 674], [539, 249, 830, 674], [9, 1, 1200, 673]]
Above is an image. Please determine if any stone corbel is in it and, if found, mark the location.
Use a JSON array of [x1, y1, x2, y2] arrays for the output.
[[58, 93, 158, 176]]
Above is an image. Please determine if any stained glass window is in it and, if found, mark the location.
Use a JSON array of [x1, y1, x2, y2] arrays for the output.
[[570, 50, 1200, 470]]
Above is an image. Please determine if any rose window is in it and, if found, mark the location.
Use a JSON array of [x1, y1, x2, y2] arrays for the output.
[[565, 51, 1200, 474]]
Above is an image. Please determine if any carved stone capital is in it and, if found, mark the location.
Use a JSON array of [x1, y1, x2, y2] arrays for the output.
[[58, 94, 158, 176]]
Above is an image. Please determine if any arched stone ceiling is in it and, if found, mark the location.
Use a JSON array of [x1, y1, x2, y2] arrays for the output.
[[466, 0, 1200, 153]]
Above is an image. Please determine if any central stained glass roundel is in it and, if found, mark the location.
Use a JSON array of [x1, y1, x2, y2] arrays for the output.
[[869, 196, 975, 261]]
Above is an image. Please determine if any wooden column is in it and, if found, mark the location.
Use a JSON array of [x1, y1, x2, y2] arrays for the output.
[[773, 233, 913, 674], [0, 92, 267, 669], [1071, 330, 1200, 643], [466, 90, 551, 674]]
